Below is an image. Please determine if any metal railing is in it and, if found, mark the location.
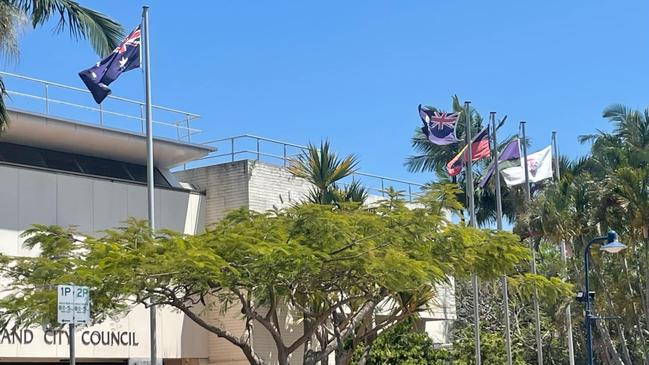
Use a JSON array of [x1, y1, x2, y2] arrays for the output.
[[0, 71, 202, 142], [186, 134, 425, 201]]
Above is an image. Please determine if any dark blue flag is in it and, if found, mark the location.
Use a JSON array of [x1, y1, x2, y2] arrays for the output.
[[418, 104, 460, 145], [79, 26, 141, 104]]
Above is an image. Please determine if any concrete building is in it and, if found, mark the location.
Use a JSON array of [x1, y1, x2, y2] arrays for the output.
[[0, 73, 454, 365]]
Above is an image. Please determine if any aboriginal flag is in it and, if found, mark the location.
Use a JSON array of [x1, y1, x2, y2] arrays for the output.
[[446, 127, 491, 176]]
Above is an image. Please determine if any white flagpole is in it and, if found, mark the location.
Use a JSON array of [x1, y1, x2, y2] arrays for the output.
[[520, 121, 543, 365], [491, 112, 512, 365], [552, 131, 575, 365], [464, 101, 481, 365], [142, 6, 157, 365]]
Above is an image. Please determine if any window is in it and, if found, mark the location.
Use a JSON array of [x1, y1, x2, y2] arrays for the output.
[[0, 142, 172, 188]]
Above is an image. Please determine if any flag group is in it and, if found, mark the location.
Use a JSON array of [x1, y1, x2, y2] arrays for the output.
[[79, 26, 141, 104], [419, 105, 460, 145]]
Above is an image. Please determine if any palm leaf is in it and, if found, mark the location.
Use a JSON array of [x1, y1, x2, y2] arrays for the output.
[[7, 0, 124, 56]]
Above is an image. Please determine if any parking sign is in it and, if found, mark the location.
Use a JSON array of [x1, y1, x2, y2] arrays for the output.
[[57, 285, 90, 325]]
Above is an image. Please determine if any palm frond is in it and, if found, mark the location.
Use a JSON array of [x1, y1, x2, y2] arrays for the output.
[[288, 140, 359, 204], [0, 76, 7, 132], [0, 2, 26, 60], [9, 0, 124, 56]]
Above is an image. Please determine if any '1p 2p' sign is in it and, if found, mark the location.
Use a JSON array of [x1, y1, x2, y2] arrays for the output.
[[57, 285, 90, 325]]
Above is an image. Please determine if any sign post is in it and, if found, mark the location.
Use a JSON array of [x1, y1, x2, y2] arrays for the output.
[[58, 285, 90, 365]]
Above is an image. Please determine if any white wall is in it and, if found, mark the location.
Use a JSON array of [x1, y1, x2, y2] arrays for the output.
[[0, 164, 208, 360]]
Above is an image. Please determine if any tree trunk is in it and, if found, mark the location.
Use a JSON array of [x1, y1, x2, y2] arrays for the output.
[[644, 228, 649, 345], [594, 268, 633, 365], [615, 323, 632, 365], [623, 256, 649, 364], [595, 320, 625, 365]]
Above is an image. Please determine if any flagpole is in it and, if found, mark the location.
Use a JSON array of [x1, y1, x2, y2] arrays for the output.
[[142, 6, 157, 365], [491, 112, 512, 365], [552, 131, 575, 365], [464, 101, 481, 365], [520, 121, 543, 365]]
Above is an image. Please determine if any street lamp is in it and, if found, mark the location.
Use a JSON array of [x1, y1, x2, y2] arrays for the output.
[[583, 230, 626, 365]]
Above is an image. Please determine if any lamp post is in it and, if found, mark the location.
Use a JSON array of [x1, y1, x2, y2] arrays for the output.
[[583, 230, 626, 365]]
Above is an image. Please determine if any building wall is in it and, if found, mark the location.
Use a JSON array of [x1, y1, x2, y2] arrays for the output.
[[0, 163, 208, 361]]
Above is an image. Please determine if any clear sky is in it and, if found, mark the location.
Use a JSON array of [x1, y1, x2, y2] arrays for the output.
[[6, 1, 649, 185]]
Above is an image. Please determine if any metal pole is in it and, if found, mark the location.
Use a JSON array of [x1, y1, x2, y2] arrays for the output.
[[142, 6, 157, 365], [583, 237, 602, 365], [69, 323, 75, 365], [552, 131, 560, 182], [465, 101, 481, 365], [69, 285, 75, 365], [99, 103, 104, 126], [521, 121, 543, 365], [283, 144, 287, 167], [553, 131, 575, 365], [185, 114, 191, 142], [491, 112, 512, 365], [256, 138, 260, 161], [231, 138, 235, 162], [44, 84, 49, 114]]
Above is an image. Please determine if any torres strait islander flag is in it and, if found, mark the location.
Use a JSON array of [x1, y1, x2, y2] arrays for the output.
[[446, 127, 491, 177], [419, 105, 460, 145], [79, 26, 141, 104]]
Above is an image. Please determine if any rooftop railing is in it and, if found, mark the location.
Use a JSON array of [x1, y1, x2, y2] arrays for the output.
[[1, 72, 424, 201], [184, 134, 426, 201], [0, 71, 201, 142]]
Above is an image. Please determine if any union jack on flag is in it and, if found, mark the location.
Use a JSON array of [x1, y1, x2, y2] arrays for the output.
[[418, 104, 460, 145], [114, 27, 141, 54]]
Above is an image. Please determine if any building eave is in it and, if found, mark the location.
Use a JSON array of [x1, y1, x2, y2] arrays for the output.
[[2, 109, 215, 169]]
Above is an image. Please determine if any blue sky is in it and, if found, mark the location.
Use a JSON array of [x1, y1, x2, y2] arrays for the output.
[[6, 1, 649, 184]]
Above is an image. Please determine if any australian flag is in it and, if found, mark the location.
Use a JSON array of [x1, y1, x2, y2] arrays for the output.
[[419, 104, 460, 145], [79, 26, 141, 104]]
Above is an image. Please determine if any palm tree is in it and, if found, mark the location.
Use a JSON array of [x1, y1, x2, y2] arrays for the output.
[[288, 140, 363, 205], [0, 0, 124, 131]]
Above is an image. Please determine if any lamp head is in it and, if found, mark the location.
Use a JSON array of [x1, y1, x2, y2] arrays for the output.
[[601, 230, 626, 254]]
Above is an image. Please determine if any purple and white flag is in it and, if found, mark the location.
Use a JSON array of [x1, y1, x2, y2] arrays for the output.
[[419, 105, 460, 145], [478, 138, 521, 188]]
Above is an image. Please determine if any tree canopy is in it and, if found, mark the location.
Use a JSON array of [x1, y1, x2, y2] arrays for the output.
[[0, 187, 543, 365]]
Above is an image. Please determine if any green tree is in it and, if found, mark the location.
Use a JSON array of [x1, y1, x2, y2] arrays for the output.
[[0, 192, 532, 365], [517, 103, 649, 364], [352, 322, 452, 365], [0, 0, 123, 130], [451, 327, 526, 365], [289, 140, 362, 205]]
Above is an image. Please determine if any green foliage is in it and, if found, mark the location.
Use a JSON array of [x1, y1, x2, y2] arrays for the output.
[[7, 0, 124, 56], [288, 140, 361, 205], [352, 322, 452, 365], [451, 327, 526, 365], [0, 189, 529, 365]]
